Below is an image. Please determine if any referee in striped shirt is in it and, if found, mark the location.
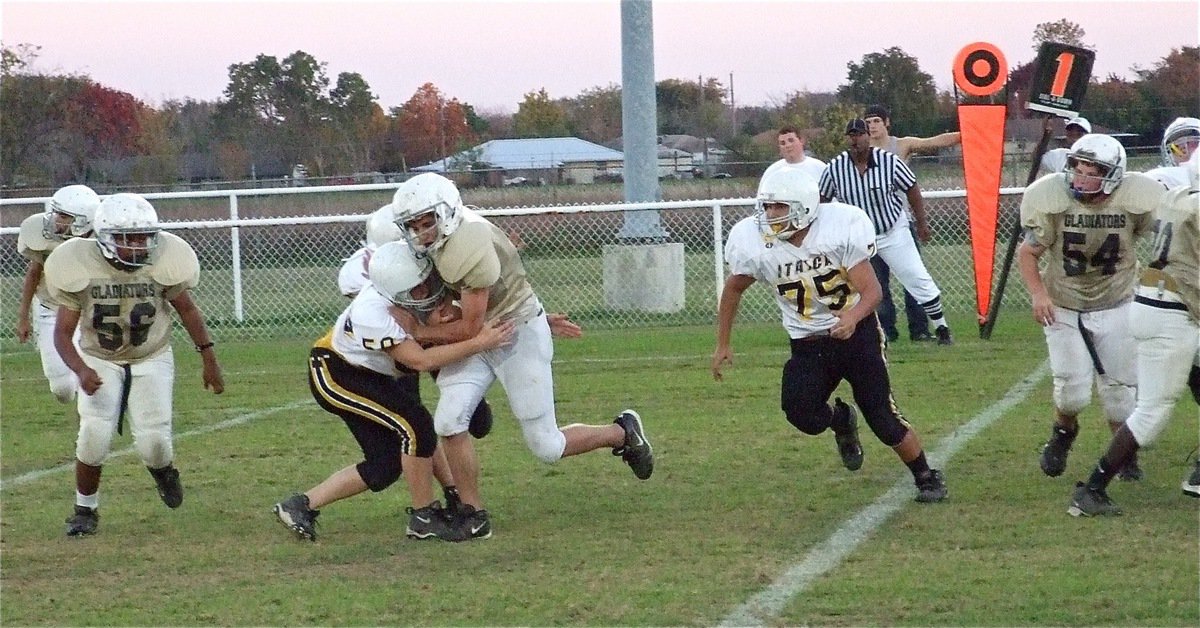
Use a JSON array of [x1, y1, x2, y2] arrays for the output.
[[818, 118, 953, 345]]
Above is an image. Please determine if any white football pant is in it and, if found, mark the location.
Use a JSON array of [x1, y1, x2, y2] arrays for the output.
[[1123, 292, 1199, 446], [33, 299, 79, 403], [875, 218, 943, 307], [1043, 303, 1137, 422], [76, 347, 175, 468], [433, 310, 566, 463]]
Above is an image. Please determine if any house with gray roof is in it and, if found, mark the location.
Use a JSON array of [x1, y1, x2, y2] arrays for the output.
[[415, 137, 625, 184]]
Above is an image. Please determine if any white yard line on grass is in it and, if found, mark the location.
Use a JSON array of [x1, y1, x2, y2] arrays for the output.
[[0, 400, 313, 491], [719, 361, 1050, 627]]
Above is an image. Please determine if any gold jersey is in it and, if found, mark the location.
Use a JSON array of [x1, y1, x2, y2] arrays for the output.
[[16, 213, 64, 304], [431, 210, 539, 322], [44, 233, 200, 362], [1146, 186, 1200, 320], [1021, 172, 1161, 311]]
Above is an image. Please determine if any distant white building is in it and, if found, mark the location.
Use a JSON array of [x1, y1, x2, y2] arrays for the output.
[[415, 137, 625, 184]]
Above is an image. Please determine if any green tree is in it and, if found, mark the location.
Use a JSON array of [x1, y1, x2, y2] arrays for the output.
[[1085, 75, 1154, 134], [1032, 19, 1090, 52], [837, 47, 939, 136], [0, 44, 88, 185], [564, 83, 622, 143], [656, 77, 727, 136], [513, 88, 570, 138]]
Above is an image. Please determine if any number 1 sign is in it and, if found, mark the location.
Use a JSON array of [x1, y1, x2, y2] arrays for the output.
[[1026, 42, 1095, 118]]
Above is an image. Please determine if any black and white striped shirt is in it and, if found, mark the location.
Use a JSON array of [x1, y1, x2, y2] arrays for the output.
[[818, 147, 917, 235]]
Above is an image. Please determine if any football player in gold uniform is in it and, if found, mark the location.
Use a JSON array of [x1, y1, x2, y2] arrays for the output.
[[1018, 134, 1163, 481], [391, 173, 653, 541], [15, 185, 100, 403], [44, 193, 224, 537]]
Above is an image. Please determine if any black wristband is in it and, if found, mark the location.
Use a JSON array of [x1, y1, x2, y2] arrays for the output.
[[195, 342, 215, 353]]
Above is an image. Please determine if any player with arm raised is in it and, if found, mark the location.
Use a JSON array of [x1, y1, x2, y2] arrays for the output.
[[712, 166, 947, 503], [1017, 134, 1162, 481], [44, 193, 224, 537], [392, 173, 649, 542]]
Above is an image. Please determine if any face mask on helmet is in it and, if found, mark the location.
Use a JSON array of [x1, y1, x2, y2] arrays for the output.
[[42, 184, 101, 240], [1065, 134, 1125, 198], [368, 240, 446, 313], [1161, 117, 1200, 167], [93, 193, 160, 269], [390, 173, 464, 254], [754, 167, 820, 240]]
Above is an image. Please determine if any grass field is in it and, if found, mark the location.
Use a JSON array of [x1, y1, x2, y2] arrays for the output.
[[2, 317, 1198, 625]]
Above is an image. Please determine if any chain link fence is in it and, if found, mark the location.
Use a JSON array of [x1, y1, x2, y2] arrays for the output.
[[1, 180, 1046, 347]]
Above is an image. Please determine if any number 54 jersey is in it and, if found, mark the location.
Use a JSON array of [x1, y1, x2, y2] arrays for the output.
[[724, 202, 877, 339], [43, 233, 200, 362], [1021, 172, 1160, 311]]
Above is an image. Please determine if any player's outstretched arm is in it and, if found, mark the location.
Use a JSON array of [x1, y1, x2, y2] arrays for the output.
[[54, 305, 102, 395], [388, 318, 515, 372], [15, 261, 41, 343]]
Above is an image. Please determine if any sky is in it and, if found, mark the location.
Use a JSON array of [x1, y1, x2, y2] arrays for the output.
[[1, 0, 1196, 114]]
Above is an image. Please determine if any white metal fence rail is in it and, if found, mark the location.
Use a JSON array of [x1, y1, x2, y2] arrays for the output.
[[1, 183, 1031, 344]]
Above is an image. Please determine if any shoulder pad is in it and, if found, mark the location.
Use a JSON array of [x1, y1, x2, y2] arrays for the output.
[[17, 213, 54, 254], [438, 221, 493, 284], [1117, 173, 1169, 214], [1024, 175, 1070, 214], [43, 238, 96, 293], [149, 232, 201, 288]]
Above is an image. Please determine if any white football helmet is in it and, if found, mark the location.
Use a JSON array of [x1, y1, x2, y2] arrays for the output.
[[93, 193, 160, 268], [364, 204, 402, 251], [1065, 134, 1126, 197], [1160, 116, 1200, 167], [43, 184, 101, 240], [755, 166, 820, 240], [368, 240, 445, 313], [390, 173, 464, 253]]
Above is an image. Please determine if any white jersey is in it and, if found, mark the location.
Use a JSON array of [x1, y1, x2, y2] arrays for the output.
[[322, 286, 413, 376], [337, 246, 371, 297], [1144, 165, 1189, 190], [1040, 148, 1070, 175], [761, 158, 827, 193], [725, 203, 876, 339]]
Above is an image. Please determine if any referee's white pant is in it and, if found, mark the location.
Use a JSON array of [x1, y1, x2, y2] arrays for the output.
[[875, 218, 943, 309]]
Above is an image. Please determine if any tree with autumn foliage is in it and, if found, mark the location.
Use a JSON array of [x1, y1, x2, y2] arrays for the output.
[[392, 83, 477, 169]]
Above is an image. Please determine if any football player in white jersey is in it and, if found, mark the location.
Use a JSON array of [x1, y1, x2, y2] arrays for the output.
[[1018, 134, 1163, 481], [337, 205, 498, 439], [15, 185, 100, 403], [273, 241, 514, 542], [712, 166, 947, 503], [760, 126, 827, 186], [1068, 150, 1200, 516], [392, 172, 652, 541], [1144, 116, 1200, 189], [43, 193, 225, 537]]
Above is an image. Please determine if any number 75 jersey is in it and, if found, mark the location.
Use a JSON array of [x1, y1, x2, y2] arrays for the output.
[[1021, 172, 1160, 311], [44, 233, 200, 362], [724, 202, 876, 339]]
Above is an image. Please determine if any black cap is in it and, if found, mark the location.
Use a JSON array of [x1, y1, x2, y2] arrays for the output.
[[863, 104, 889, 121], [845, 118, 869, 135]]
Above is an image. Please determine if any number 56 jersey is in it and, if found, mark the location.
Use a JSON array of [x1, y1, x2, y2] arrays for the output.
[[1021, 172, 1160, 311], [725, 202, 876, 339], [44, 233, 200, 362]]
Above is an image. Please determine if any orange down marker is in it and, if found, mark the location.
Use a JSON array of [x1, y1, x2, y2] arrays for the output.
[[952, 42, 1008, 326]]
